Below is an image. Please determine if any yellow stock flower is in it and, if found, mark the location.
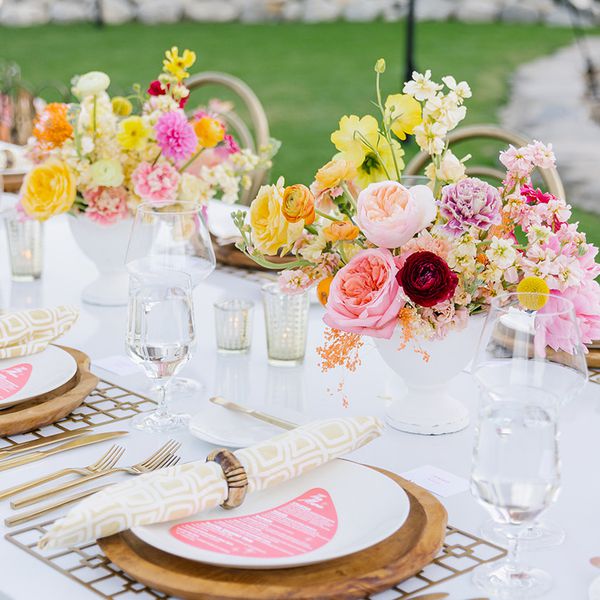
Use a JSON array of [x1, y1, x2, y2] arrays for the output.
[[21, 160, 76, 221], [111, 96, 133, 117], [384, 94, 422, 140], [117, 116, 149, 151], [249, 180, 304, 255], [163, 47, 196, 81], [330, 115, 379, 166]]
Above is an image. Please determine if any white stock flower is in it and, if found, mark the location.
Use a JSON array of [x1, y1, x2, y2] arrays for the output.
[[486, 238, 517, 270], [403, 70, 442, 102], [179, 173, 210, 204], [442, 75, 472, 100], [298, 231, 327, 261], [414, 121, 447, 155]]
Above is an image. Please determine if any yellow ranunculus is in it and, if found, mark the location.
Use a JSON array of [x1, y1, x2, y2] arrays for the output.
[[249, 179, 304, 255], [163, 47, 197, 81], [194, 116, 224, 149], [111, 96, 133, 117], [384, 94, 422, 140], [21, 160, 76, 221], [117, 116, 149, 151], [330, 115, 379, 166], [315, 158, 356, 189]]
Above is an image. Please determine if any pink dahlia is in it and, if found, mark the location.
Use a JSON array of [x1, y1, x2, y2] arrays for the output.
[[83, 186, 129, 225], [155, 111, 197, 162], [132, 161, 180, 206]]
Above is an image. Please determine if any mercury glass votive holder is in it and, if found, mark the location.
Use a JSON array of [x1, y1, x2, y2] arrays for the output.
[[262, 283, 310, 367], [214, 299, 254, 353], [5, 217, 43, 281]]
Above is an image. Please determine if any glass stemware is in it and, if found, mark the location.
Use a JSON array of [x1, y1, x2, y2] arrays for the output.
[[470, 392, 560, 598], [472, 291, 588, 551], [126, 269, 196, 432], [126, 201, 216, 395]]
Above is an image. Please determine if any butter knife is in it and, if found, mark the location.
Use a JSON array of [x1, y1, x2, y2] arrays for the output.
[[209, 396, 297, 430], [0, 431, 128, 471], [0, 428, 92, 460]]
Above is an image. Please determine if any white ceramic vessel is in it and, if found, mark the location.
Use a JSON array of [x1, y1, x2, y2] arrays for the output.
[[375, 314, 485, 435], [68, 216, 132, 306]]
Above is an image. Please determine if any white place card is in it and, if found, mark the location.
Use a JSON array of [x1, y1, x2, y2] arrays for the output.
[[93, 355, 141, 377], [400, 465, 470, 498]]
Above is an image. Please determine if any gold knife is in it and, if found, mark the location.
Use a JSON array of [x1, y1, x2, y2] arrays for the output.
[[406, 594, 449, 600], [209, 396, 297, 430], [0, 428, 92, 460], [0, 431, 128, 471]]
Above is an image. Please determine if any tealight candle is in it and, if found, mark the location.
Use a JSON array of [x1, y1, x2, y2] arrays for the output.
[[262, 283, 310, 366], [5, 217, 43, 281], [214, 299, 254, 353]]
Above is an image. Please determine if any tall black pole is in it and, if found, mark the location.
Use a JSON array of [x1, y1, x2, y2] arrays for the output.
[[405, 0, 416, 84]]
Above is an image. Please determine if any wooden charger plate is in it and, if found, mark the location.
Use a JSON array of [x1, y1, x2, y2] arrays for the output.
[[0, 346, 98, 436], [99, 466, 447, 600], [214, 240, 296, 272]]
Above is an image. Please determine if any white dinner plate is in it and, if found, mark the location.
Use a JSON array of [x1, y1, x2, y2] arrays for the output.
[[189, 402, 309, 448], [132, 460, 410, 569], [0, 345, 78, 409]]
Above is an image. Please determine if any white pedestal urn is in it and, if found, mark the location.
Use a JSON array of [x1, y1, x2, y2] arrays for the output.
[[374, 314, 485, 435], [68, 216, 133, 307]]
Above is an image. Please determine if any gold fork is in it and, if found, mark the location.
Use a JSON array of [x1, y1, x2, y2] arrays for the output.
[[12, 439, 181, 509], [0, 444, 125, 502], [5, 454, 181, 527]]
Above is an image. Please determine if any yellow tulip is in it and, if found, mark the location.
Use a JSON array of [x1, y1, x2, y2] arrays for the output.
[[384, 94, 422, 140], [21, 160, 76, 221]]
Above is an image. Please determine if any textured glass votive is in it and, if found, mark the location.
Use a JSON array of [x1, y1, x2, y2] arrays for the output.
[[5, 218, 43, 281], [262, 283, 310, 366], [214, 299, 254, 353]]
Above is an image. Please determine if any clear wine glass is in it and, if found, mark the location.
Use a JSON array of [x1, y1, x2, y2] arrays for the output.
[[472, 291, 588, 550], [126, 201, 216, 396], [126, 269, 196, 432], [470, 392, 560, 597]]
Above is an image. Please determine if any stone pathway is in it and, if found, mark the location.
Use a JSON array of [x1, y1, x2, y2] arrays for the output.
[[502, 37, 600, 214]]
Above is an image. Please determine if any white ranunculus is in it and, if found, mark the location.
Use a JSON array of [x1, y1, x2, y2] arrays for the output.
[[438, 151, 466, 183], [87, 159, 124, 188], [178, 173, 209, 204], [72, 71, 110, 99]]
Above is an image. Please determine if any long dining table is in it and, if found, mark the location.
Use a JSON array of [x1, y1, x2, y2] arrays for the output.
[[0, 213, 598, 600]]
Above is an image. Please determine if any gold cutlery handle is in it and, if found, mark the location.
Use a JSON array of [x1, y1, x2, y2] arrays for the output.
[[249, 409, 297, 430], [0, 451, 46, 472], [0, 469, 74, 501], [5, 483, 110, 527], [12, 469, 118, 509]]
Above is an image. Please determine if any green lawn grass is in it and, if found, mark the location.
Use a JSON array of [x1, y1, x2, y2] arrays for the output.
[[2, 19, 599, 244]]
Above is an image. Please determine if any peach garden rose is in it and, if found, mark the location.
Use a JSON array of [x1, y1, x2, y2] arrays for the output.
[[356, 181, 436, 248]]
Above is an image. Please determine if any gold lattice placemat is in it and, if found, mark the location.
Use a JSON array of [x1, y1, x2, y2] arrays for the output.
[[1, 378, 507, 598], [590, 368, 600, 385], [5, 520, 506, 600]]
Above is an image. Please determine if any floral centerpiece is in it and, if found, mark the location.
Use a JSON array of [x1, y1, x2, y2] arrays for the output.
[[18, 47, 276, 305], [234, 59, 600, 434]]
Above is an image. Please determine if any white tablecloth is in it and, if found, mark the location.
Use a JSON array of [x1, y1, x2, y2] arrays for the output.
[[0, 215, 598, 599]]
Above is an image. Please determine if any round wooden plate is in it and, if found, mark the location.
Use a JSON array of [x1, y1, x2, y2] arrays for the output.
[[0, 346, 98, 436], [99, 466, 447, 600]]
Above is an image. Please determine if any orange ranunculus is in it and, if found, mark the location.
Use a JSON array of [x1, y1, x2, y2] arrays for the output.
[[33, 103, 73, 150], [317, 276, 333, 307], [193, 116, 225, 148], [315, 158, 355, 189], [323, 220, 360, 242], [281, 184, 315, 225]]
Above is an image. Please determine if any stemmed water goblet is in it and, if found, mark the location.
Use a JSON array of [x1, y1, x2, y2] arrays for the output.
[[126, 201, 216, 396], [472, 291, 588, 551], [126, 268, 196, 432]]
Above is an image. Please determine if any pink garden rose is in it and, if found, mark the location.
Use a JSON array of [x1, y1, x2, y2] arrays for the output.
[[83, 186, 128, 225], [356, 181, 436, 248], [323, 248, 404, 339], [132, 161, 180, 206]]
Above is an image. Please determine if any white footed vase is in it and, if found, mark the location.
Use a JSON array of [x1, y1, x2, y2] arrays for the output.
[[68, 216, 133, 306], [374, 314, 485, 435]]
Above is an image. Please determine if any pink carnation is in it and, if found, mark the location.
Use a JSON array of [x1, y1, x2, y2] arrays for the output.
[[83, 186, 129, 225], [155, 111, 197, 162], [323, 248, 404, 339], [132, 162, 180, 206]]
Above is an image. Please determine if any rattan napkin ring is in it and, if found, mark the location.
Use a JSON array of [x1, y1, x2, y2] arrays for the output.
[[206, 448, 248, 509]]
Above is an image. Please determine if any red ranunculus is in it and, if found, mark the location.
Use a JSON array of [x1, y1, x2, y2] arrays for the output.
[[397, 251, 458, 307]]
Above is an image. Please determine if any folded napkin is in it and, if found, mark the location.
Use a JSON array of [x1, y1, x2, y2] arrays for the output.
[[206, 199, 247, 243], [0, 306, 79, 360], [39, 416, 383, 549]]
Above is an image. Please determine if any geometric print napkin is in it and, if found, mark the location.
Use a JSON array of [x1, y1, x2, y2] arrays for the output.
[[39, 416, 384, 549], [0, 306, 79, 359]]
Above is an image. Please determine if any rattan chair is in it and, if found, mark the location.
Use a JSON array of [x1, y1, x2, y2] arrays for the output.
[[405, 124, 565, 198], [186, 71, 271, 204]]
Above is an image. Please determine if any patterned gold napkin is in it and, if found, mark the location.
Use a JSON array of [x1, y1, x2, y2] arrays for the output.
[[0, 306, 79, 359], [39, 416, 383, 549]]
